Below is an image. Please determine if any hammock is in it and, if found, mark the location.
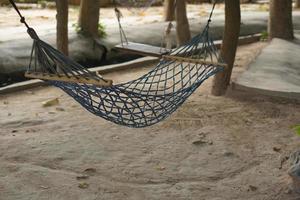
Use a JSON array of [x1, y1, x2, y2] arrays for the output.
[[8, 0, 226, 128]]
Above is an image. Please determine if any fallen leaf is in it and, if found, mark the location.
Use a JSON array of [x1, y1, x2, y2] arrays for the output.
[[192, 138, 213, 146], [273, 147, 281, 152], [40, 186, 49, 189], [39, 16, 49, 19], [76, 175, 89, 180], [84, 168, 96, 176], [78, 182, 89, 189], [42, 98, 59, 107], [26, 91, 35, 95], [292, 125, 300, 136], [192, 140, 206, 145], [156, 166, 166, 171], [223, 152, 235, 157], [112, 135, 119, 140], [248, 185, 257, 192], [56, 107, 65, 112]]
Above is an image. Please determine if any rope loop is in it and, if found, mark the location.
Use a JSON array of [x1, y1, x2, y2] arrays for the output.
[[27, 28, 39, 40]]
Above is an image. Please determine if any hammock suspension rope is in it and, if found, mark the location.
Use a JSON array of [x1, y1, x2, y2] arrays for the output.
[[8, 0, 226, 128]]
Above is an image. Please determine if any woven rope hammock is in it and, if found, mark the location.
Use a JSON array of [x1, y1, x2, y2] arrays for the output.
[[8, 0, 226, 128]]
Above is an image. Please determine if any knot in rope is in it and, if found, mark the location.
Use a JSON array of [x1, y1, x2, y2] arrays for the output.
[[20, 16, 26, 24]]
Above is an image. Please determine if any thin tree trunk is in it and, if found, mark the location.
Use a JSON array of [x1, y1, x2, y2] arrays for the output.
[[269, 0, 294, 40], [175, 0, 191, 46], [164, 0, 175, 21], [296, 0, 300, 8], [55, 0, 68, 56], [211, 0, 241, 96], [78, 0, 100, 37]]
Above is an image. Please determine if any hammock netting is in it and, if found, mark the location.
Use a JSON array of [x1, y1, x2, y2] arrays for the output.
[[9, 0, 225, 128], [27, 25, 223, 128]]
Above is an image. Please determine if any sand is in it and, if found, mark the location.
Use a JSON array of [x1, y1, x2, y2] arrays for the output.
[[1, 42, 300, 200]]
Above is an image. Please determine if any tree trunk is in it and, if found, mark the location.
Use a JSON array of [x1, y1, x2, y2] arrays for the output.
[[55, 0, 69, 56], [164, 0, 175, 21], [78, 0, 100, 37], [211, 0, 241, 96], [296, 0, 300, 8], [268, 0, 294, 40], [175, 0, 191, 46]]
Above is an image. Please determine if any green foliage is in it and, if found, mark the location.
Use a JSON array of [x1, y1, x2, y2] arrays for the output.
[[260, 31, 268, 41], [97, 23, 107, 38], [293, 125, 300, 136], [72, 22, 107, 39], [72, 23, 81, 33], [37, 0, 47, 9]]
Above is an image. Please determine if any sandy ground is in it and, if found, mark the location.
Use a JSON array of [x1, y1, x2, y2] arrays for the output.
[[1, 42, 300, 200]]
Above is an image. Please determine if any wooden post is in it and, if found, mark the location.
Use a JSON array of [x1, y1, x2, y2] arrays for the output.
[[211, 0, 241, 96]]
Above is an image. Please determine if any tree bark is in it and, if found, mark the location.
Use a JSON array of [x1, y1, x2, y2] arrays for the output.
[[211, 0, 241, 96], [55, 0, 68, 56], [175, 0, 191, 46], [78, 0, 100, 37], [268, 0, 294, 40], [296, 0, 300, 8], [164, 0, 175, 21]]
